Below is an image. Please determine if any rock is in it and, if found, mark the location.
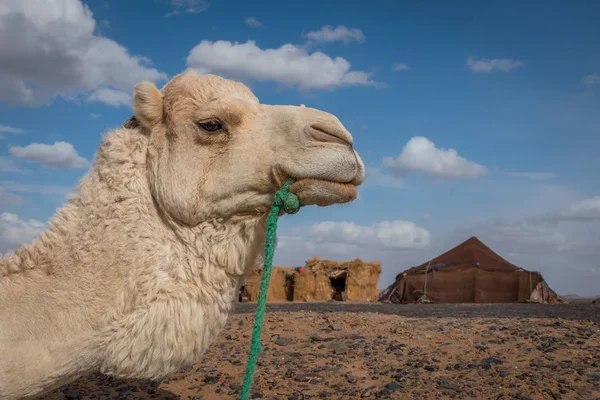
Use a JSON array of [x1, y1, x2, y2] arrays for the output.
[[65, 391, 79, 399], [310, 333, 326, 342], [385, 382, 402, 391], [386, 344, 406, 353], [437, 380, 461, 391], [510, 394, 533, 400], [483, 357, 504, 366], [587, 371, 600, 382], [361, 386, 377, 397], [275, 337, 295, 346], [478, 369, 493, 378], [328, 342, 347, 355], [349, 334, 366, 340], [543, 388, 561, 400]]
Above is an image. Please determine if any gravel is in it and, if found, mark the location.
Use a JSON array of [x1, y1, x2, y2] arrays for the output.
[[234, 302, 600, 322], [32, 302, 600, 400]]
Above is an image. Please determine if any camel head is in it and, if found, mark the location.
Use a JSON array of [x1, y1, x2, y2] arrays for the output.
[[133, 70, 365, 225]]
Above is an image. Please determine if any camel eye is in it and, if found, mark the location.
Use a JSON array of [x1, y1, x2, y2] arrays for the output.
[[197, 120, 223, 133]]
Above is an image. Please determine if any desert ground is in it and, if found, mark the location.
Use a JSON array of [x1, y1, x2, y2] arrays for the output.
[[36, 302, 599, 400]]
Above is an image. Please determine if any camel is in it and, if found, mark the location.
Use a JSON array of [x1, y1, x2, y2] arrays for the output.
[[0, 70, 365, 399]]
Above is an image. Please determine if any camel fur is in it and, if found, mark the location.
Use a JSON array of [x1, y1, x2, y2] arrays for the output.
[[0, 70, 365, 399]]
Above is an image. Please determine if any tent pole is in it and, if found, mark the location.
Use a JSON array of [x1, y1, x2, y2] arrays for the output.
[[418, 260, 432, 303]]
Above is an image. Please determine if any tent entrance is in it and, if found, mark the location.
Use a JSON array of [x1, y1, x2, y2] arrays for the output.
[[328, 270, 348, 301], [238, 284, 248, 303], [285, 274, 295, 301]]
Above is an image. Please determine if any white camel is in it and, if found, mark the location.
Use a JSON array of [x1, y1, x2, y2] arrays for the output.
[[0, 70, 364, 399]]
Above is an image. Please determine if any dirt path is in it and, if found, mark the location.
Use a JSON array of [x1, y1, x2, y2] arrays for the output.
[[234, 302, 600, 322], [34, 303, 600, 400]]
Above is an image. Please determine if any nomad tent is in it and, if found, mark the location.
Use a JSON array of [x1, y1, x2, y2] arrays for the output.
[[243, 257, 381, 302], [378, 236, 566, 304]]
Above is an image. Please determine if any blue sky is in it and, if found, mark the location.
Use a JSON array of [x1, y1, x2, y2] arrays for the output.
[[0, 0, 599, 295]]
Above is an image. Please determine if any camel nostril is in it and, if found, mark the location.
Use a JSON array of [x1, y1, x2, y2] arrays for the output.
[[309, 122, 353, 147]]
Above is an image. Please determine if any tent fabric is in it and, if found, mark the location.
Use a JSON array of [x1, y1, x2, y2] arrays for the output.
[[378, 237, 565, 304]]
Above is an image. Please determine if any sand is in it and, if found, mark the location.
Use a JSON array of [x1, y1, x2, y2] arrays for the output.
[[34, 303, 600, 400]]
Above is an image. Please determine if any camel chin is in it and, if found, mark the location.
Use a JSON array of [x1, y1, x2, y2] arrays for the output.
[[290, 179, 358, 207]]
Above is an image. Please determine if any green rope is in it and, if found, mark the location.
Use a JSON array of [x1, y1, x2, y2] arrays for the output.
[[238, 178, 301, 400]]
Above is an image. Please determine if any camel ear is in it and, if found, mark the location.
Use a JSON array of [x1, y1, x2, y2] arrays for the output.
[[133, 81, 163, 128]]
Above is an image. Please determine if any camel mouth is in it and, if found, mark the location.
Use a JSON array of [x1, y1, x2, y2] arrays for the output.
[[289, 178, 358, 207]]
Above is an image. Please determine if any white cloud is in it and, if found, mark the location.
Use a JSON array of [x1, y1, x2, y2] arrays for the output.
[[280, 220, 430, 254], [392, 63, 409, 71], [87, 88, 131, 107], [467, 56, 524, 73], [0, 0, 168, 106], [0, 124, 24, 134], [507, 171, 556, 181], [165, 0, 210, 17], [0, 212, 46, 254], [245, 17, 262, 28], [10, 141, 89, 170], [186, 40, 381, 90], [382, 136, 488, 180], [556, 195, 600, 221], [0, 156, 23, 173], [310, 220, 430, 249], [90, 113, 100, 119], [304, 25, 365, 44], [582, 74, 600, 87]]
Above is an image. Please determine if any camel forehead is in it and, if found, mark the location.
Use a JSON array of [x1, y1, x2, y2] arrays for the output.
[[162, 71, 259, 106]]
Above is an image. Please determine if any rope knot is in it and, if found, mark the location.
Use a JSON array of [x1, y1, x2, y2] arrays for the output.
[[274, 179, 300, 214]]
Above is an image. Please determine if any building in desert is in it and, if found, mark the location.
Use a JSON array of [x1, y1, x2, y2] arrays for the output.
[[242, 257, 382, 302], [378, 236, 566, 304]]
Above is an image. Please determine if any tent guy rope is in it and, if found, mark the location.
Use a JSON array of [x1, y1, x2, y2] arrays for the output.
[[238, 178, 301, 400]]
